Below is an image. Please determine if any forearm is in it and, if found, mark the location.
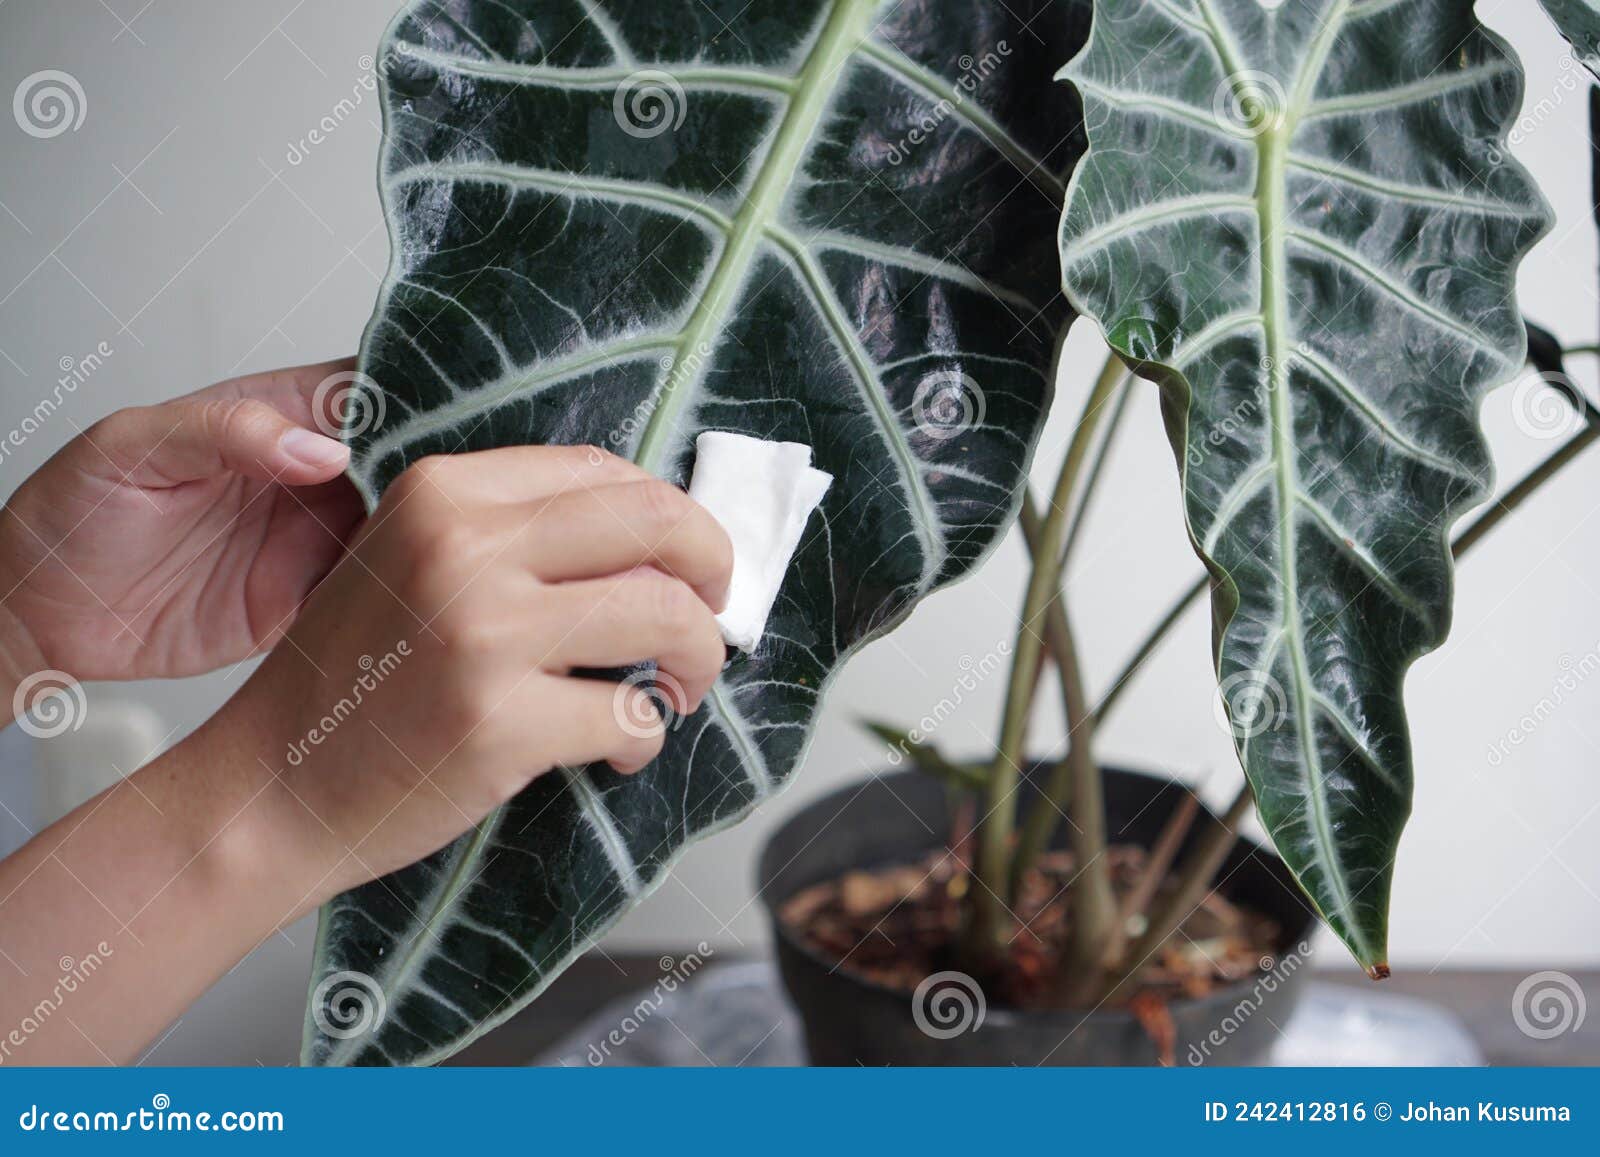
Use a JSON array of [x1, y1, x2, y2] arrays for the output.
[[0, 704, 336, 1065]]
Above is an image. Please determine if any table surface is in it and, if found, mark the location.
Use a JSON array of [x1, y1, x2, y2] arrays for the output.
[[447, 955, 1598, 1067]]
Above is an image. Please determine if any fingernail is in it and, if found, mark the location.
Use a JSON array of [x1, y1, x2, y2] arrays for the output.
[[281, 427, 350, 470]]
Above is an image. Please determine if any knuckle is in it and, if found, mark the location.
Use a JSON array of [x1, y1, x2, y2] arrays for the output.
[[434, 600, 495, 652], [645, 574, 700, 629], [634, 478, 693, 529], [391, 454, 454, 502], [211, 397, 276, 445], [411, 525, 484, 587]]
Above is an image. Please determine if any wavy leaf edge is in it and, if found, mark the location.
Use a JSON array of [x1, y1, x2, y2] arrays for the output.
[[305, 0, 1083, 1064], [1054, 0, 1553, 971]]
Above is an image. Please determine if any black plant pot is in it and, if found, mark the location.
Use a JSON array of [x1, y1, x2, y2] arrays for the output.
[[758, 766, 1318, 1066]]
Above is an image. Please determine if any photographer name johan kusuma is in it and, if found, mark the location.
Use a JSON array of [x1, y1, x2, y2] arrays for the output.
[[1401, 1101, 1571, 1123]]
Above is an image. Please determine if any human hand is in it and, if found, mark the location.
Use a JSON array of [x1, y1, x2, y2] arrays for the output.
[[217, 445, 733, 898], [0, 359, 365, 684]]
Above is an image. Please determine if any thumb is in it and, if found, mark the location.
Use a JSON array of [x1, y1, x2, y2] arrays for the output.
[[92, 398, 351, 488]]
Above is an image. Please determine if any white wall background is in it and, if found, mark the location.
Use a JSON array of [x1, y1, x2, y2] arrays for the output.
[[0, 0, 1596, 1059]]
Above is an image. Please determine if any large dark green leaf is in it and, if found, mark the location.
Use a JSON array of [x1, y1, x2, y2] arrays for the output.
[[305, 0, 1088, 1065], [1539, 0, 1600, 78], [1058, 0, 1550, 973]]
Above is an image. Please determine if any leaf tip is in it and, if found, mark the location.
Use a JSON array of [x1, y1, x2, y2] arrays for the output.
[[1366, 962, 1391, 982]]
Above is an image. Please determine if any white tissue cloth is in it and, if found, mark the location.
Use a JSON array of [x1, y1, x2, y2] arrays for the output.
[[687, 432, 832, 653]]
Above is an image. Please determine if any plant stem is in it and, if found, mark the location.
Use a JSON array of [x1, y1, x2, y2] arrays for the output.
[[1105, 783, 1254, 1002], [968, 350, 1123, 960], [1093, 573, 1210, 725], [1008, 501, 1113, 962], [1060, 372, 1134, 567], [1100, 791, 1201, 970], [1454, 424, 1600, 555]]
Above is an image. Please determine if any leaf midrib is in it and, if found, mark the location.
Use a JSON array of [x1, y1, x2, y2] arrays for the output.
[[632, 0, 879, 473], [1208, 0, 1376, 965]]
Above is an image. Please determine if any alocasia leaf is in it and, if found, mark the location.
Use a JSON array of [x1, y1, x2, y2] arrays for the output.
[[1539, 0, 1600, 78], [1058, 0, 1550, 973], [304, 0, 1088, 1064]]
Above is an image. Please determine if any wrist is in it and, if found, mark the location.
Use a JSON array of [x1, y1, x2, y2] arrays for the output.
[[161, 690, 353, 928]]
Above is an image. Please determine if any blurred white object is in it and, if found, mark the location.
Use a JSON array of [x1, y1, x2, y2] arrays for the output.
[[688, 433, 831, 652], [537, 964, 1484, 1067], [1269, 983, 1483, 1066], [35, 696, 170, 826]]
